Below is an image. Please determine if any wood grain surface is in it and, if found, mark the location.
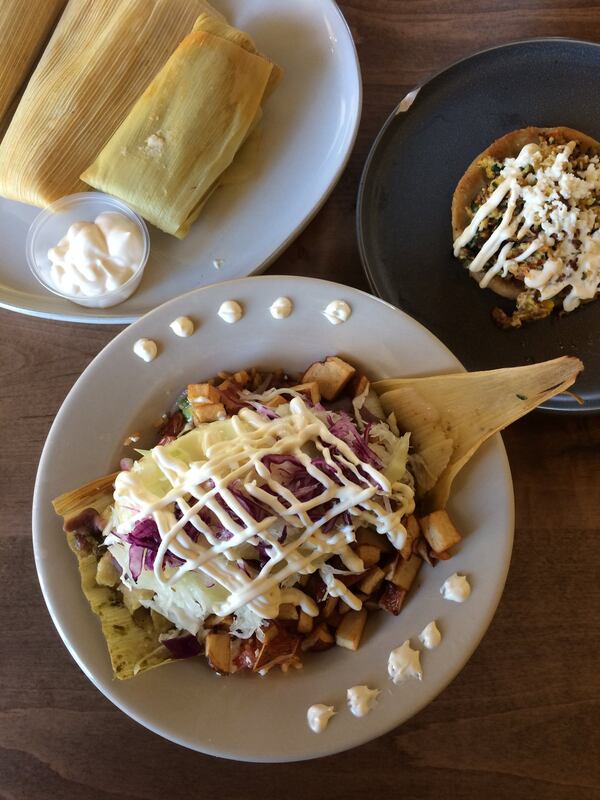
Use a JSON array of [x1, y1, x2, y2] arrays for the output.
[[1, 2, 599, 798]]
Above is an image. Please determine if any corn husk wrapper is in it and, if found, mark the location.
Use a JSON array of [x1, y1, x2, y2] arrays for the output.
[[53, 473, 174, 679], [375, 356, 583, 510], [0, 0, 221, 207], [0, 0, 67, 131], [81, 24, 276, 237]]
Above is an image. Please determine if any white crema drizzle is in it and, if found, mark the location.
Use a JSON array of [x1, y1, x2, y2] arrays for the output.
[[453, 141, 600, 311], [113, 398, 414, 622]]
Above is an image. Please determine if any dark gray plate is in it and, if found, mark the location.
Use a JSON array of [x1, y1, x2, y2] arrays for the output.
[[357, 38, 600, 412]]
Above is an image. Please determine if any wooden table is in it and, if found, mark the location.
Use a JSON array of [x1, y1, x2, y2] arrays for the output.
[[1, 3, 599, 798]]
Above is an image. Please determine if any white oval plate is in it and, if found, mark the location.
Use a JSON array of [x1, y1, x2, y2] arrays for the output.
[[32, 276, 514, 761], [0, 0, 361, 324]]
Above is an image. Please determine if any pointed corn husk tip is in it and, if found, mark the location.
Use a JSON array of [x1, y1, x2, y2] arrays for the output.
[[52, 472, 118, 519], [376, 356, 583, 511]]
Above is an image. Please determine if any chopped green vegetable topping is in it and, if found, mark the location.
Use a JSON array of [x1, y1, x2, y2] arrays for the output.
[[177, 391, 192, 423]]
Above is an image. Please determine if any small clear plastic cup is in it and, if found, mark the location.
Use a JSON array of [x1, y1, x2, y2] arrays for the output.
[[26, 192, 150, 308]]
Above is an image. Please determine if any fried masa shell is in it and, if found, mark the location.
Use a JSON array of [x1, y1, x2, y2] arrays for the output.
[[451, 126, 600, 299]]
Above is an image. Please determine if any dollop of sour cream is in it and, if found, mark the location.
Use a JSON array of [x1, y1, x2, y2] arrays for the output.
[[169, 316, 194, 337], [388, 640, 422, 684], [269, 296, 293, 319], [440, 573, 471, 603], [419, 620, 442, 650], [347, 685, 380, 717], [48, 212, 144, 301], [133, 338, 157, 362], [323, 300, 351, 325], [307, 704, 336, 733], [218, 300, 243, 324]]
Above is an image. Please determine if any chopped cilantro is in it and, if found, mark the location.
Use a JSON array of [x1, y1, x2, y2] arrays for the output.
[[177, 391, 192, 423]]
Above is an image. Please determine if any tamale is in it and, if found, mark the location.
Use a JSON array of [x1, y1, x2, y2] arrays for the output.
[[0, 0, 223, 208], [82, 30, 275, 237], [192, 12, 282, 97], [0, 0, 67, 130]]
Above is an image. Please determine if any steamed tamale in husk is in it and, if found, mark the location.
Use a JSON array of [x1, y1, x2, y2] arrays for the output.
[[0, 0, 67, 132], [53, 357, 582, 680], [81, 18, 281, 237], [0, 0, 222, 208]]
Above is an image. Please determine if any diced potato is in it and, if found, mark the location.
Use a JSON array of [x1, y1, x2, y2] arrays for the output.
[[352, 374, 370, 398], [435, 550, 452, 561], [297, 611, 314, 635], [188, 382, 221, 405], [95, 551, 120, 587], [401, 515, 420, 560], [188, 383, 227, 424], [302, 356, 356, 401], [420, 510, 462, 554], [335, 608, 367, 651], [321, 596, 338, 619], [337, 600, 351, 615], [416, 538, 433, 566], [217, 379, 243, 414], [356, 527, 393, 552], [232, 370, 250, 386], [363, 598, 380, 612], [289, 382, 321, 404], [355, 543, 381, 568], [205, 632, 231, 674], [378, 582, 406, 615], [301, 623, 335, 652], [254, 627, 300, 671], [191, 402, 226, 426], [338, 572, 363, 588], [358, 565, 385, 595], [391, 553, 422, 592], [278, 603, 299, 621]]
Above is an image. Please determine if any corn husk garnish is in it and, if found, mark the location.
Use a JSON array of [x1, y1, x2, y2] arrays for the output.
[[0, 0, 221, 207], [374, 356, 583, 510], [53, 472, 174, 679]]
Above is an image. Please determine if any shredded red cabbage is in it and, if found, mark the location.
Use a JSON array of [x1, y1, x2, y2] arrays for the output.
[[125, 518, 184, 581], [228, 481, 272, 522], [256, 538, 272, 567], [247, 401, 279, 420], [327, 412, 383, 468]]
